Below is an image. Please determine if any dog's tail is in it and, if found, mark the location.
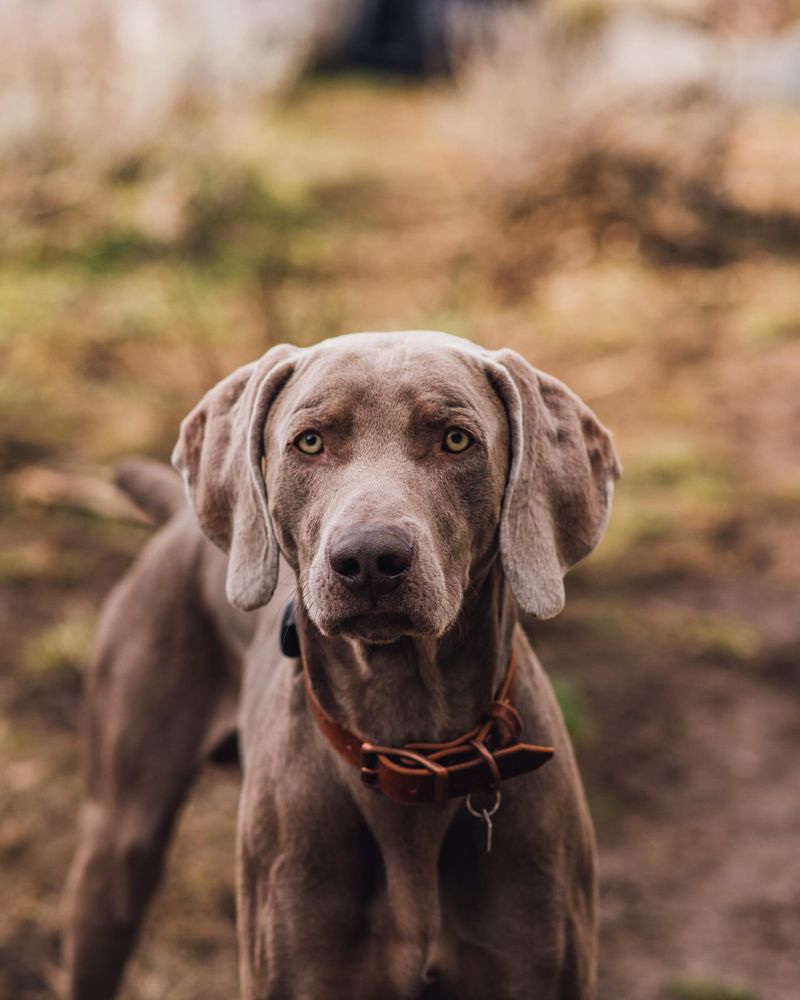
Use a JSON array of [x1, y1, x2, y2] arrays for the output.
[[114, 457, 186, 526]]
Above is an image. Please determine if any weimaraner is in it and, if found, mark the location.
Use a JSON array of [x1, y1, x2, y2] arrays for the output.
[[62, 331, 620, 999]]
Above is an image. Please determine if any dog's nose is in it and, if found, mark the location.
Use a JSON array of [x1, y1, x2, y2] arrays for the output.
[[329, 525, 414, 600]]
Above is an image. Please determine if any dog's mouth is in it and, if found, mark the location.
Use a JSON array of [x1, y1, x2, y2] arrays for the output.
[[302, 566, 457, 642], [336, 610, 418, 644]]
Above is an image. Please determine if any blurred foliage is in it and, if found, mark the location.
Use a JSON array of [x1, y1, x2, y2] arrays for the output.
[[550, 675, 593, 746], [1, 3, 800, 999], [664, 977, 758, 1000], [23, 612, 95, 683]]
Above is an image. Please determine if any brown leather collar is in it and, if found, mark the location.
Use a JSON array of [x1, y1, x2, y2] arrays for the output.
[[303, 649, 554, 808]]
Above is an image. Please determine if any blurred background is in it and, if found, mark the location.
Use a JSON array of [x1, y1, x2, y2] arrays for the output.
[[1, 1, 799, 998]]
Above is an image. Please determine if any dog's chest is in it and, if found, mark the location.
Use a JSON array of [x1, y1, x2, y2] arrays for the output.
[[343, 813, 515, 1000]]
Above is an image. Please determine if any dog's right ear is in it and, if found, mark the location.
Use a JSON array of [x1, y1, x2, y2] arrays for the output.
[[171, 344, 299, 611]]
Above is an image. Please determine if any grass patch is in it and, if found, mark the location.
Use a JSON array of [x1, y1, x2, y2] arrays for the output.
[[23, 612, 95, 682], [67, 227, 168, 274], [180, 166, 322, 279], [680, 616, 762, 664], [0, 542, 86, 587], [551, 675, 592, 746], [664, 976, 757, 1000]]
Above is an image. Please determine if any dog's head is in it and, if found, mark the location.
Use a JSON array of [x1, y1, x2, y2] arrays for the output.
[[173, 332, 620, 643]]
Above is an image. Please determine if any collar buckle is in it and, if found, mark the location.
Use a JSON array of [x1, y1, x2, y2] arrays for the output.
[[304, 648, 555, 808]]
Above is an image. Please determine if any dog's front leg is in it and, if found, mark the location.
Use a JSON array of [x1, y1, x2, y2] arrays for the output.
[[235, 701, 389, 1000]]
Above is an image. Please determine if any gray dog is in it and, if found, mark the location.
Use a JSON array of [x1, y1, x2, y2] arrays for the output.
[[62, 331, 620, 999]]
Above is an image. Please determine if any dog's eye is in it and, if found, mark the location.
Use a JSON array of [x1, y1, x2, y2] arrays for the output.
[[443, 428, 473, 454], [295, 430, 324, 455]]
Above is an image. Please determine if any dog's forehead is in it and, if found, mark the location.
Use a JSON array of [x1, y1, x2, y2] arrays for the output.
[[286, 333, 494, 415]]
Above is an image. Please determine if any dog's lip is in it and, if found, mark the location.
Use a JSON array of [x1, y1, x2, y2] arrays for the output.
[[345, 610, 413, 627], [336, 610, 420, 642]]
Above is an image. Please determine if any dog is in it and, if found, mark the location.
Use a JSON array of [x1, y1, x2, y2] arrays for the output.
[[62, 330, 620, 999]]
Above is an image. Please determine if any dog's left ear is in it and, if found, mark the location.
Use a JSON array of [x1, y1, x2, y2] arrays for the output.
[[486, 348, 621, 619], [171, 343, 300, 611]]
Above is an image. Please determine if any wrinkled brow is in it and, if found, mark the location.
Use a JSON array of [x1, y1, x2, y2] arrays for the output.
[[406, 395, 480, 424], [411, 393, 477, 411], [285, 405, 355, 435], [292, 384, 478, 415], [288, 389, 365, 419], [291, 392, 363, 415]]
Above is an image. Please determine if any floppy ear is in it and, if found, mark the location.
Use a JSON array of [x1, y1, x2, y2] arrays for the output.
[[171, 343, 299, 611], [487, 349, 621, 619]]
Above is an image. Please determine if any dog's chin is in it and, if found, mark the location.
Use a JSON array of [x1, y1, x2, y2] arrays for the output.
[[336, 611, 424, 645]]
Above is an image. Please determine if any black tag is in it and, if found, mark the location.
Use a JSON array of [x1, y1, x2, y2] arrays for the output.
[[280, 599, 300, 658]]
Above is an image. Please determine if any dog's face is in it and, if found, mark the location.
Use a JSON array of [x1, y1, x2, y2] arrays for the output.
[[173, 332, 620, 637], [264, 337, 509, 642]]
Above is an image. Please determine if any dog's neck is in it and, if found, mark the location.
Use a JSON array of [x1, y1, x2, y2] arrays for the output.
[[298, 560, 517, 745]]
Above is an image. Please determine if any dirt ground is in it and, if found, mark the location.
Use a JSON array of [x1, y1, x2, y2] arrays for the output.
[[1, 77, 799, 1000]]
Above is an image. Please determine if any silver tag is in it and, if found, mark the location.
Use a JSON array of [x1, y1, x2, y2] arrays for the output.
[[466, 791, 502, 854]]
